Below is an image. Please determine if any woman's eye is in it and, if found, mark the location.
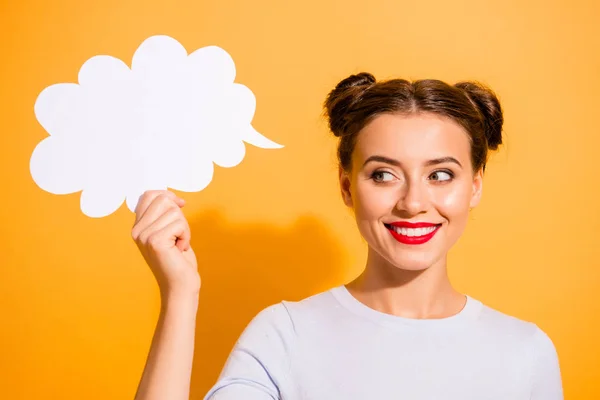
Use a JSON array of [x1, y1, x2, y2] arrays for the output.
[[430, 170, 453, 182], [371, 171, 395, 183]]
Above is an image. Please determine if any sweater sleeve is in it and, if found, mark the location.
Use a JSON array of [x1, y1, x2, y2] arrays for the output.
[[530, 325, 563, 400], [204, 303, 295, 400]]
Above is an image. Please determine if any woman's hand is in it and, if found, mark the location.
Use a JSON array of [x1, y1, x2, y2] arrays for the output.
[[131, 190, 200, 297], [132, 190, 200, 400]]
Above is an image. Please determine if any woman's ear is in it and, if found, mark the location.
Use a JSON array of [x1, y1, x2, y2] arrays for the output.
[[339, 166, 353, 208], [469, 168, 484, 208]]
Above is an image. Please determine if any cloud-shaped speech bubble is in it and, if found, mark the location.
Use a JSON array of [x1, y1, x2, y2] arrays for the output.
[[31, 35, 282, 218]]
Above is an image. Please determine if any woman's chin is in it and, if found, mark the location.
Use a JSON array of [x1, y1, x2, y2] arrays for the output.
[[391, 262, 431, 272], [385, 253, 441, 272], [368, 243, 445, 272]]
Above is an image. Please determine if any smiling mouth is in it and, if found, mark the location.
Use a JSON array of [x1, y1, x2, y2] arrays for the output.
[[384, 223, 442, 245]]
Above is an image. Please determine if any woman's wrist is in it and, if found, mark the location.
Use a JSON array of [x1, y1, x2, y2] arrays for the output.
[[161, 286, 200, 312]]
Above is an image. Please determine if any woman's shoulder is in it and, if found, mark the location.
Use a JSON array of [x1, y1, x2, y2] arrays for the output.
[[249, 286, 341, 325], [240, 286, 341, 335], [476, 299, 562, 390], [476, 298, 557, 349]]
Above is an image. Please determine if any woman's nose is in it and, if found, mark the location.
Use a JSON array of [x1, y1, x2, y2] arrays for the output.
[[395, 180, 429, 216]]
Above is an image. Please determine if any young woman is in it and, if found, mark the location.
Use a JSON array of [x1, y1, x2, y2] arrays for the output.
[[131, 73, 563, 400]]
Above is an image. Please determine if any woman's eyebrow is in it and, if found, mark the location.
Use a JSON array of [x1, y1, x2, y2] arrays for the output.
[[362, 155, 401, 167], [362, 155, 462, 168], [425, 157, 462, 168]]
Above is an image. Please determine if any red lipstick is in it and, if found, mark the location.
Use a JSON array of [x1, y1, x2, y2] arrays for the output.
[[385, 221, 441, 245]]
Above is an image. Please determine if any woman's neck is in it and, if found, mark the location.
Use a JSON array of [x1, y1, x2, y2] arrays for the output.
[[345, 247, 466, 319]]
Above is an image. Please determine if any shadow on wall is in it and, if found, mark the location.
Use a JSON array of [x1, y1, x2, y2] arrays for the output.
[[188, 210, 348, 398]]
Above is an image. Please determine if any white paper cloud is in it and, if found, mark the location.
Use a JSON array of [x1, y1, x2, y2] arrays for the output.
[[31, 35, 282, 218]]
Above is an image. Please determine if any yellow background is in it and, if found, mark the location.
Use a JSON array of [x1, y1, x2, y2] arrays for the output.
[[1, 0, 598, 398]]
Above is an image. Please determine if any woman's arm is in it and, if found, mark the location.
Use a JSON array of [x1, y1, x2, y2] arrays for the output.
[[131, 190, 201, 400], [134, 291, 199, 400], [530, 326, 564, 400], [130, 190, 284, 400], [204, 304, 294, 400]]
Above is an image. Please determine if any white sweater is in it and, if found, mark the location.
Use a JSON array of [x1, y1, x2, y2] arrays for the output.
[[205, 286, 563, 399]]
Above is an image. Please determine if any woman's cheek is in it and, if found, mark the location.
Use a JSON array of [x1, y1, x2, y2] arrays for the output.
[[355, 183, 398, 218], [435, 183, 472, 220]]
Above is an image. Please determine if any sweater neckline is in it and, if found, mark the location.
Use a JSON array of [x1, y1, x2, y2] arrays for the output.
[[330, 285, 483, 330]]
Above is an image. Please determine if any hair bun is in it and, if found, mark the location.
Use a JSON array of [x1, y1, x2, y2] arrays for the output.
[[324, 72, 376, 137], [335, 72, 376, 91], [455, 81, 503, 150]]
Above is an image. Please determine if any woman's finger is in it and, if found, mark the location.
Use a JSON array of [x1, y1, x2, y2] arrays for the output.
[[133, 195, 179, 239], [146, 218, 191, 253], [135, 190, 169, 215], [135, 190, 183, 223], [138, 206, 186, 247]]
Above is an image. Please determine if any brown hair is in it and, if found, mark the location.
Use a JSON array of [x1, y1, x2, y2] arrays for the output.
[[324, 72, 503, 172]]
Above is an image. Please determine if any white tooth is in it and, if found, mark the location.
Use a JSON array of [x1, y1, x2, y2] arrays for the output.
[[391, 225, 438, 237]]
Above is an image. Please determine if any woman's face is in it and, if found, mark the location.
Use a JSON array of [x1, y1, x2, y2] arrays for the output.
[[340, 112, 483, 271]]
